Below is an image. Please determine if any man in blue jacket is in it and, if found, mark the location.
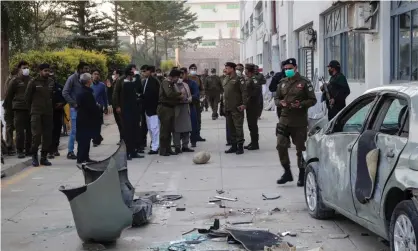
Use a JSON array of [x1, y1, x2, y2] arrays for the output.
[[91, 69, 108, 147], [62, 61, 90, 160], [180, 67, 199, 148]]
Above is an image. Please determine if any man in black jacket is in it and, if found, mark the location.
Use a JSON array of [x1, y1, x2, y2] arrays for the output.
[[269, 61, 286, 119], [142, 65, 160, 155], [322, 60, 351, 120], [48, 70, 66, 159], [76, 73, 101, 164]]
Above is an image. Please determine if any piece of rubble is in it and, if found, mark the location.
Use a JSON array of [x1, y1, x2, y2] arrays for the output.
[[281, 231, 297, 237], [301, 229, 313, 233], [265, 242, 296, 251], [182, 228, 196, 235], [216, 189, 225, 194], [328, 233, 349, 239], [176, 208, 186, 211], [262, 193, 281, 200], [214, 195, 238, 201], [193, 151, 211, 164], [82, 243, 106, 251]]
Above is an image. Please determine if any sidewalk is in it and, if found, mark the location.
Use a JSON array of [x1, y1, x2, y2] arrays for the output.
[[1, 115, 116, 178], [1, 111, 388, 251]]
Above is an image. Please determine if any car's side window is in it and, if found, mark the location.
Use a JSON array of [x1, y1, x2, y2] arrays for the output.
[[333, 97, 376, 133], [376, 98, 409, 137]]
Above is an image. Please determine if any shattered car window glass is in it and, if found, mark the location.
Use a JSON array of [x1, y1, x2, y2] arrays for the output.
[[379, 99, 407, 135], [343, 102, 373, 133]]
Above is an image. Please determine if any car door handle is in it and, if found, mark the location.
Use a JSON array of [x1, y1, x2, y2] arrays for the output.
[[386, 149, 395, 158]]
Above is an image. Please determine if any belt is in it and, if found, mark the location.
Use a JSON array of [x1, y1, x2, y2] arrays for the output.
[[159, 103, 175, 108]]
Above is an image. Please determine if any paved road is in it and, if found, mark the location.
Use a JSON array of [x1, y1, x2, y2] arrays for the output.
[[1, 111, 389, 251]]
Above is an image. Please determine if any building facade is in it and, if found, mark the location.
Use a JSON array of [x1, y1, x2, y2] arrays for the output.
[[240, 0, 418, 102], [180, 0, 240, 73]]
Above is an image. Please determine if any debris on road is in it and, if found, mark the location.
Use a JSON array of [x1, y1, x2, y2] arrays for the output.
[[226, 228, 283, 251], [82, 243, 106, 251], [301, 229, 313, 233], [228, 221, 253, 225], [193, 151, 211, 164], [176, 207, 186, 211], [280, 231, 297, 237], [268, 207, 281, 215], [182, 228, 197, 236], [328, 233, 349, 239], [265, 242, 296, 251], [216, 189, 225, 194], [214, 195, 238, 201], [160, 194, 183, 201], [262, 193, 281, 200], [198, 219, 220, 234]]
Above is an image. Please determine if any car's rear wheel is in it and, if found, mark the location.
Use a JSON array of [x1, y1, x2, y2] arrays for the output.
[[390, 200, 418, 251], [304, 165, 335, 219]]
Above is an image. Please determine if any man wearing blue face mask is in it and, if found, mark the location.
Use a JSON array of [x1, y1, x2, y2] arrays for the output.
[[274, 58, 317, 187]]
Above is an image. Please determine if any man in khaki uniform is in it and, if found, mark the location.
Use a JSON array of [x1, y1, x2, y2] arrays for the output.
[[2, 68, 19, 156], [25, 63, 55, 167], [204, 68, 223, 120], [244, 64, 262, 150], [275, 58, 317, 186], [223, 62, 248, 155], [157, 69, 184, 156], [254, 65, 266, 119], [4, 61, 32, 158]]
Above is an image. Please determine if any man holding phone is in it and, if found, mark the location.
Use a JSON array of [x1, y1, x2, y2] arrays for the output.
[[223, 62, 248, 155]]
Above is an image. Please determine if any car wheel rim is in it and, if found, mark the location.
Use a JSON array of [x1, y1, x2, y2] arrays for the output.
[[305, 172, 317, 211], [394, 214, 417, 251]]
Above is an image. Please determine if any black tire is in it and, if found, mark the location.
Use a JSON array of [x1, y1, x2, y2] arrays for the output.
[[304, 165, 335, 219], [389, 200, 418, 251]]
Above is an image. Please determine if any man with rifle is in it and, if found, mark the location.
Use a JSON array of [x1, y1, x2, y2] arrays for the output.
[[321, 60, 351, 120]]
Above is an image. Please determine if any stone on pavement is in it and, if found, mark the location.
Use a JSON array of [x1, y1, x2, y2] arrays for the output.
[[1, 111, 389, 251], [192, 151, 211, 164]]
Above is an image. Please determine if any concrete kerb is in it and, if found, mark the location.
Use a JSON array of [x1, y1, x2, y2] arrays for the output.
[[1, 116, 115, 179]]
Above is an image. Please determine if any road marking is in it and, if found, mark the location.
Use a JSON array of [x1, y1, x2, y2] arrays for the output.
[[1, 166, 42, 188]]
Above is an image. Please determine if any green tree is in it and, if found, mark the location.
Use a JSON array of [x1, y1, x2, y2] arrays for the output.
[[61, 1, 115, 51]]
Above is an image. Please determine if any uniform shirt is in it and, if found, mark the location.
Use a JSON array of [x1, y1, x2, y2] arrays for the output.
[[24, 76, 54, 115], [158, 79, 182, 107], [222, 74, 248, 112], [204, 75, 223, 95], [246, 75, 262, 104], [274, 72, 317, 127], [4, 75, 31, 111]]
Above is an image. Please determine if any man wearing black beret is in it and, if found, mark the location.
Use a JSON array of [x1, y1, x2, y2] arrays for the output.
[[274, 58, 317, 186], [25, 63, 55, 167], [223, 62, 248, 155], [321, 60, 350, 120]]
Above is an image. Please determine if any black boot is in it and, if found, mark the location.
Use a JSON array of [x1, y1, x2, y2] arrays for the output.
[[236, 143, 244, 155], [297, 168, 305, 187], [225, 144, 237, 154], [17, 150, 25, 159], [32, 152, 39, 167], [175, 147, 182, 154], [247, 142, 259, 150], [40, 152, 52, 166], [277, 165, 293, 184], [244, 143, 252, 149]]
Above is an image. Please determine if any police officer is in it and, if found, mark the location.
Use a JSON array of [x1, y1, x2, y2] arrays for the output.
[[2, 68, 19, 156], [48, 70, 66, 159], [25, 63, 55, 167], [269, 61, 286, 119], [236, 63, 244, 77], [204, 68, 223, 120], [201, 68, 209, 112], [244, 64, 262, 150], [4, 61, 32, 158], [322, 60, 351, 120], [275, 58, 317, 186], [157, 69, 184, 156], [223, 62, 248, 155], [254, 65, 266, 119]]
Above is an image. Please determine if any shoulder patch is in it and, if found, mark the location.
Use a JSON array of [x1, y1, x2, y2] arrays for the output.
[[240, 80, 245, 85], [253, 80, 258, 84]]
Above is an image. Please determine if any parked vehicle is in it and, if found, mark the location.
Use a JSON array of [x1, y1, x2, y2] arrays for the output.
[[302, 84, 418, 251]]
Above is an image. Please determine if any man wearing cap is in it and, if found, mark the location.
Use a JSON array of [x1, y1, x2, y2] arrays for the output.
[[275, 58, 317, 186], [223, 62, 248, 155], [244, 64, 262, 150], [188, 64, 206, 142], [236, 63, 244, 77], [157, 69, 184, 156], [25, 63, 55, 167], [322, 60, 350, 120], [269, 61, 286, 119], [254, 65, 266, 119], [204, 68, 223, 120]]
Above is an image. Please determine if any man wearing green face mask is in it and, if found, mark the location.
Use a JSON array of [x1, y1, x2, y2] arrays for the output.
[[274, 58, 317, 187]]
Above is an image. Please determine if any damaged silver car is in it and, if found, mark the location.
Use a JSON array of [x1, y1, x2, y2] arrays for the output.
[[302, 84, 418, 251]]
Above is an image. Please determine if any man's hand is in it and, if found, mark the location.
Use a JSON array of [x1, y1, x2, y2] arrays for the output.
[[329, 98, 335, 105], [279, 100, 287, 107], [116, 107, 121, 114], [237, 105, 246, 111], [291, 100, 301, 108]]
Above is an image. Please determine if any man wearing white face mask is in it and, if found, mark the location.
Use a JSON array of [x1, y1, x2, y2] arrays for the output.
[[4, 61, 32, 158], [188, 64, 206, 142], [236, 63, 244, 77]]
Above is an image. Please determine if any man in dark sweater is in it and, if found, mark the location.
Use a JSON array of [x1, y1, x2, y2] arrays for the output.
[[91, 69, 108, 147], [269, 61, 286, 119]]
